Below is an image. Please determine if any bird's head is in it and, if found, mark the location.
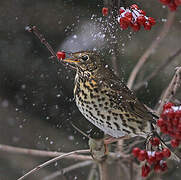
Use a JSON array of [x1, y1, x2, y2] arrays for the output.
[[62, 51, 103, 72]]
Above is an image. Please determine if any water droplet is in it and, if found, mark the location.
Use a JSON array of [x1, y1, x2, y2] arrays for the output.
[[68, 135, 74, 141], [21, 84, 26, 89], [46, 116, 50, 120], [19, 125, 23, 128], [56, 94, 61, 98], [1, 100, 9, 108]]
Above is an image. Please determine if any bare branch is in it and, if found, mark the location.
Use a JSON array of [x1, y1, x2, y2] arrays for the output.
[[88, 164, 99, 180], [157, 67, 181, 114], [0, 144, 91, 161], [98, 161, 109, 180], [17, 149, 90, 180], [25, 25, 57, 58], [44, 161, 93, 180], [133, 47, 181, 91], [127, 11, 176, 89]]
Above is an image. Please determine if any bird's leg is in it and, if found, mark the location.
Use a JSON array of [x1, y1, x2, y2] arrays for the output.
[[89, 138, 107, 162], [104, 135, 130, 144], [103, 135, 130, 156], [145, 133, 153, 151]]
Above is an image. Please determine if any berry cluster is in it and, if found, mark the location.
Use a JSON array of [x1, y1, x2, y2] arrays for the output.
[[132, 137, 171, 177], [159, 0, 181, 11], [118, 4, 156, 31], [102, 4, 156, 32], [56, 51, 66, 60], [157, 102, 181, 148], [102, 7, 108, 16]]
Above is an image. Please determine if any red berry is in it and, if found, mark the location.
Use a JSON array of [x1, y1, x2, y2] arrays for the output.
[[124, 12, 133, 21], [178, 123, 181, 131], [132, 147, 140, 157], [56, 51, 66, 60], [175, 110, 181, 120], [160, 0, 171, 4], [175, 0, 181, 6], [142, 164, 150, 177], [155, 151, 164, 161], [175, 131, 181, 140], [163, 102, 174, 110], [157, 118, 165, 127], [173, 118, 179, 126], [137, 16, 146, 25], [143, 21, 152, 30], [148, 17, 156, 26], [160, 125, 168, 134], [168, 130, 175, 137], [161, 112, 168, 120], [147, 155, 156, 165], [161, 161, 168, 171], [168, 1, 177, 11], [138, 150, 148, 161], [167, 109, 175, 119], [130, 22, 140, 32], [162, 148, 171, 158], [102, 7, 108, 16], [119, 17, 130, 30], [119, 8, 125, 14], [139, 10, 146, 16], [171, 139, 179, 148], [131, 4, 139, 9], [154, 163, 162, 172], [150, 137, 160, 146], [167, 122, 173, 130]]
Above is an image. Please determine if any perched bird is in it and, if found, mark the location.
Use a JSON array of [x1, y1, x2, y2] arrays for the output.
[[62, 51, 157, 139]]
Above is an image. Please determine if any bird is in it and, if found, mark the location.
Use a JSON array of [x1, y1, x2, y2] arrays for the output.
[[62, 51, 157, 139]]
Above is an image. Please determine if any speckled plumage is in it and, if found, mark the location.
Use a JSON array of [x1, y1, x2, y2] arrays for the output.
[[64, 51, 156, 138]]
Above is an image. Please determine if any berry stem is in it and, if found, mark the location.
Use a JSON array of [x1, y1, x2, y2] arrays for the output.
[[157, 67, 181, 115], [25, 25, 57, 58]]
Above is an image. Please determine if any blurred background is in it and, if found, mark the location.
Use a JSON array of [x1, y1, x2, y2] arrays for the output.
[[0, 0, 181, 179]]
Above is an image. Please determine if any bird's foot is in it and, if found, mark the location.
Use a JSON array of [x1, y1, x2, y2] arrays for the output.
[[89, 138, 108, 162]]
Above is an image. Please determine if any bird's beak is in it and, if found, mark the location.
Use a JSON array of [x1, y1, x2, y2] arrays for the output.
[[62, 58, 80, 64]]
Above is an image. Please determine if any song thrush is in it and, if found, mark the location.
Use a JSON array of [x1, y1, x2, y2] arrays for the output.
[[62, 51, 157, 139]]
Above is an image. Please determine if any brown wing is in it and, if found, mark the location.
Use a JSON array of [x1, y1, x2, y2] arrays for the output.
[[106, 77, 155, 122], [95, 67, 156, 135]]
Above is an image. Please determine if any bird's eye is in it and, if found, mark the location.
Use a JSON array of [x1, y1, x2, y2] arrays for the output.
[[81, 55, 89, 61]]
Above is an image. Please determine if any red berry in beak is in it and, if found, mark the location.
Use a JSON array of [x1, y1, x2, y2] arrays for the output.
[[56, 51, 66, 60]]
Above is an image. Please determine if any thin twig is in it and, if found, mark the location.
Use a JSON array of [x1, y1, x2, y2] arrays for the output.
[[87, 163, 99, 180], [44, 161, 93, 180], [17, 149, 90, 180], [117, 160, 130, 180], [25, 25, 57, 58], [0, 144, 91, 161], [157, 67, 181, 114], [127, 11, 175, 89], [133, 47, 181, 91], [98, 161, 109, 180], [25, 25, 77, 70], [0, 143, 128, 162]]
